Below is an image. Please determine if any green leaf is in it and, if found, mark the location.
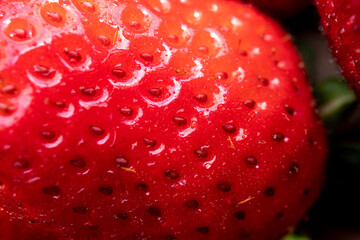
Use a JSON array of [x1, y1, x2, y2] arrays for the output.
[[314, 76, 357, 128], [282, 234, 311, 240]]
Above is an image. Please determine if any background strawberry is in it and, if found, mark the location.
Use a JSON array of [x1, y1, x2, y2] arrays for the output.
[[242, 0, 312, 17], [0, 0, 327, 239], [315, 0, 360, 96]]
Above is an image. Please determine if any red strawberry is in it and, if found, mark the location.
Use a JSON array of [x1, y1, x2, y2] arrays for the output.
[[242, 0, 311, 17], [315, 0, 360, 96], [0, 0, 327, 239], [0, 212, 58, 240]]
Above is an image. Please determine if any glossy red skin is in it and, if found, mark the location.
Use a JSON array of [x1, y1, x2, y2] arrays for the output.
[[0, 0, 327, 239], [0, 212, 58, 240], [242, 0, 311, 17], [316, 0, 360, 96]]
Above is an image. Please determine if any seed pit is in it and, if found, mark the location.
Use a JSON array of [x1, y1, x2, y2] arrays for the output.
[[64, 49, 81, 62], [185, 200, 199, 209], [117, 213, 128, 219], [272, 133, 285, 142], [243, 100, 255, 108], [89, 126, 104, 136], [33, 65, 54, 78], [165, 170, 179, 180], [196, 227, 209, 234], [148, 88, 162, 97], [140, 53, 154, 62], [218, 182, 231, 192], [244, 156, 257, 165], [289, 162, 299, 174], [234, 210, 246, 220], [285, 104, 294, 115], [194, 147, 208, 158], [119, 106, 133, 116], [112, 69, 126, 79], [42, 185, 60, 196], [264, 187, 275, 196], [1, 85, 17, 95], [99, 186, 113, 195], [222, 124, 236, 134], [13, 158, 30, 169], [148, 206, 161, 216], [40, 130, 56, 140], [143, 137, 157, 147], [114, 156, 129, 167], [81, 87, 96, 96], [258, 77, 269, 86], [70, 158, 86, 168], [136, 183, 148, 192], [72, 206, 88, 214], [173, 117, 187, 126], [194, 94, 207, 103], [97, 35, 110, 46]]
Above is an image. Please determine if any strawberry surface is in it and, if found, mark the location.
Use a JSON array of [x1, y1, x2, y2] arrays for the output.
[[0, 211, 58, 240], [316, 0, 360, 96], [0, 0, 327, 239], [242, 0, 311, 17]]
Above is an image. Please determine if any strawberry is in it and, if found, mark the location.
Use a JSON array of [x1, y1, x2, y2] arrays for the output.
[[0, 0, 327, 239], [0, 212, 58, 240], [315, 0, 360, 96], [242, 0, 311, 17]]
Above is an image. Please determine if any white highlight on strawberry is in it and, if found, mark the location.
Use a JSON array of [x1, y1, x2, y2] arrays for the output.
[[57, 103, 75, 118], [232, 66, 245, 83], [235, 128, 249, 141], [44, 135, 64, 149], [27, 70, 62, 88], [79, 88, 109, 109]]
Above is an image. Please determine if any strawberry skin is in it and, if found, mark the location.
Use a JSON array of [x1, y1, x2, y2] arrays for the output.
[[242, 0, 311, 17], [0, 0, 327, 239], [0, 212, 58, 240], [315, 0, 360, 96]]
